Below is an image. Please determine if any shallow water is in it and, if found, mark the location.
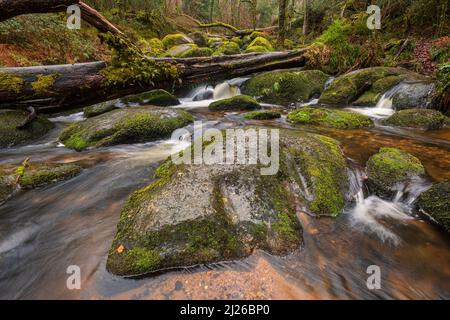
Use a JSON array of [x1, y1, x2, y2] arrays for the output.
[[0, 82, 449, 300]]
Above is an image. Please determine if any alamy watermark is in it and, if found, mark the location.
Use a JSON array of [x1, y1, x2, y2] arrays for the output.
[[366, 265, 381, 290], [67, 5, 81, 30], [66, 265, 81, 290], [171, 122, 280, 176]]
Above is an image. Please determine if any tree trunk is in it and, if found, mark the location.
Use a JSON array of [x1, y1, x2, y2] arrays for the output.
[[0, 50, 308, 113], [277, 0, 287, 48], [302, 0, 309, 36], [0, 0, 124, 36]]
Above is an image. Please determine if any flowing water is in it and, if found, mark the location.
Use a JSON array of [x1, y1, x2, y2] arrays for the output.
[[0, 80, 449, 300]]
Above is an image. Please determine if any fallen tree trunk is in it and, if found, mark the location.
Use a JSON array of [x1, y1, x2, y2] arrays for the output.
[[0, 50, 308, 113], [0, 0, 124, 36]]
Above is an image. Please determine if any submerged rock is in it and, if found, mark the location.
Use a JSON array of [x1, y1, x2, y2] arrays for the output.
[[318, 67, 429, 106], [288, 107, 373, 129], [244, 110, 281, 120], [84, 101, 119, 118], [0, 161, 82, 204], [0, 109, 54, 148], [417, 181, 449, 232], [106, 129, 348, 276], [383, 108, 447, 130], [242, 70, 329, 105], [366, 148, 425, 198], [59, 107, 193, 151], [121, 89, 180, 107], [209, 95, 261, 111]]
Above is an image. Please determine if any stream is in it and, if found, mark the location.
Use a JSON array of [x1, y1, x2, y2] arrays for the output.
[[0, 79, 449, 300]]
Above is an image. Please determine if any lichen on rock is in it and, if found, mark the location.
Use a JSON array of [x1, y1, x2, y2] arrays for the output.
[[417, 181, 449, 232], [209, 95, 261, 111], [121, 89, 180, 107], [244, 110, 281, 120]]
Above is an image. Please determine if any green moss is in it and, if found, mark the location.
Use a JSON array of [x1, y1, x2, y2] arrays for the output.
[[188, 31, 208, 47], [161, 33, 193, 49], [366, 148, 425, 195], [179, 47, 213, 58], [165, 44, 197, 57], [249, 31, 267, 40], [383, 108, 446, 130], [138, 38, 165, 56], [418, 181, 450, 232], [0, 72, 24, 93], [84, 102, 118, 118], [125, 247, 162, 274], [288, 107, 373, 129], [319, 67, 402, 105], [214, 41, 241, 55], [244, 110, 281, 120], [31, 74, 56, 95], [282, 133, 348, 217], [245, 45, 270, 53], [248, 37, 273, 50], [209, 95, 261, 111], [243, 70, 329, 105], [60, 108, 193, 151], [354, 75, 402, 106], [122, 89, 180, 106], [0, 109, 54, 148], [18, 163, 82, 189]]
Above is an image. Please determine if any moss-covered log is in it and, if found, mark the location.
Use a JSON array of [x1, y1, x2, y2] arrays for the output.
[[0, 50, 308, 113]]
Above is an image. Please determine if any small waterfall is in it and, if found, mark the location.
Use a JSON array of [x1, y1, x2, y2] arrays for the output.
[[324, 77, 335, 89]]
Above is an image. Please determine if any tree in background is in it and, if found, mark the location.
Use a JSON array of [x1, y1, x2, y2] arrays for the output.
[[278, 0, 287, 47]]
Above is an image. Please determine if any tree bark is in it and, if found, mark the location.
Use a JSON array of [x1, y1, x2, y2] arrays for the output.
[[302, 0, 309, 36], [0, 50, 308, 113], [277, 0, 288, 48], [0, 0, 124, 36]]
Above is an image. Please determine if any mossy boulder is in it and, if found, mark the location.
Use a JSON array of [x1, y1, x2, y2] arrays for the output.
[[391, 82, 436, 110], [59, 107, 193, 151], [366, 148, 425, 198], [246, 36, 273, 51], [214, 41, 241, 55], [319, 67, 416, 106], [417, 181, 449, 231], [138, 38, 165, 56], [244, 110, 281, 120], [242, 70, 330, 105], [165, 44, 197, 57], [161, 33, 193, 49], [0, 162, 82, 204], [179, 47, 213, 58], [121, 89, 180, 107], [187, 31, 208, 47], [245, 45, 271, 53], [288, 107, 373, 129], [106, 129, 348, 276], [84, 101, 119, 118], [209, 95, 261, 111], [383, 108, 447, 130], [0, 109, 54, 148]]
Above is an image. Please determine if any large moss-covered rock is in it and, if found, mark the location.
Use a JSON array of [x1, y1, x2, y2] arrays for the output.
[[187, 31, 208, 47], [179, 47, 213, 58], [318, 67, 425, 106], [0, 110, 54, 148], [122, 89, 180, 107], [84, 101, 119, 118], [288, 107, 373, 129], [106, 129, 348, 276], [366, 148, 425, 198], [161, 33, 193, 49], [59, 107, 193, 151], [165, 44, 197, 57], [245, 36, 273, 52], [244, 110, 281, 120], [214, 41, 241, 55], [0, 162, 82, 204], [209, 95, 261, 111], [417, 181, 449, 232], [391, 82, 436, 110], [242, 70, 330, 105], [383, 108, 447, 130]]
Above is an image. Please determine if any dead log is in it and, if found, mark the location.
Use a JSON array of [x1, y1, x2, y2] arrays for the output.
[[0, 50, 308, 113], [0, 0, 124, 36]]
